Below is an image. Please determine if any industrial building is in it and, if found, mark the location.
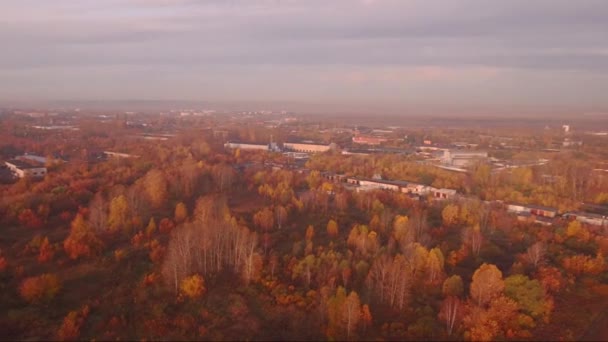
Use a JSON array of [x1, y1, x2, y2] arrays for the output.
[[283, 142, 335, 153], [441, 150, 488, 167], [5, 159, 47, 178], [352, 135, 388, 145], [224, 142, 270, 151]]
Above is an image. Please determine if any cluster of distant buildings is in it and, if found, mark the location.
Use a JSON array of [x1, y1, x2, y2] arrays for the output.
[[318, 171, 606, 228], [321, 172, 458, 201]]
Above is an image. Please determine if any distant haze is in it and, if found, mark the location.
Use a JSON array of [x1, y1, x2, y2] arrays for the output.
[[1, 0, 608, 115]]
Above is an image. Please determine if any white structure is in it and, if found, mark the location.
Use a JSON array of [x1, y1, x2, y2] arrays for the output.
[[563, 138, 583, 147], [345, 177, 432, 195], [104, 151, 140, 158], [507, 203, 528, 214], [563, 212, 607, 227], [18, 154, 47, 164], [441, 150, 488, 167], [507, 203, 557, 218], [5, 160, 47, 178], [358, 179, 401, 192], [402, 183, 431, 196], [284, 152, 309, 159], [224, 142, 269, 151], [224, 141, 280, 152], [31, 125, 79, 131], [283, 142, 334, 153], [431, 188, 457, 200]]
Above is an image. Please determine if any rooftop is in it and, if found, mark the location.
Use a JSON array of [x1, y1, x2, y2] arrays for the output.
[[5, 159, 45, 170], [564, 211, 607, 219]]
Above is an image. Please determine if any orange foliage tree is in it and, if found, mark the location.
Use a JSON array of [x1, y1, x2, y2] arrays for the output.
[[57, 305, 90, 341], [174, 202, 188, 223], [37, 237, 55, 263], [19, 273, 61, 304], [327, 219, 339, 238], [19, 208, 43, 229], [0, 249, 7, 272]]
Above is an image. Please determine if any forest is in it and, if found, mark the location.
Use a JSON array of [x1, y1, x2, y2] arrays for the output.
[[1, 115, 608, 341]]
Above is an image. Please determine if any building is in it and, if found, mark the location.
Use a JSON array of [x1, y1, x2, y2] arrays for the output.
[[563, 138, 583, 147], [431, 188, 458, 200], [507, 203, 529, 214], [441, 150, 488, 167], [18, 154, 47, 164], [563, 212, 607, 227], [224, 142, 270, 151], [5, 159, 47, 178], [104, 151, 140, 158], [31, 125, 79, 131], [402, 183, 432, 196], [507, 203, 558, 218], [527, 204, 558, 218], [352, 135, 387, 145], [284, 152, 309, 159], [344, 176, 436, 197], [358, 179, 402, 192], [452, 142, 479, 148], [283, 142, 335, 153], [342, 149, 371, 156], [321, 172, 348, 183]]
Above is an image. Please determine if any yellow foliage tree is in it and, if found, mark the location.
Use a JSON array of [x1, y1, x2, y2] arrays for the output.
[[174, 202, 188, 223], [144, 169, 168, 209], [470, 263, 505, 307], [145, 218, 157, 237], [63, 214, 103, 260], [442, 204, 460, 227], [327, 219, 339, 238], [108, 195, 130, 233], [566, 220, 590, 242], [180, 274, 206, 299]]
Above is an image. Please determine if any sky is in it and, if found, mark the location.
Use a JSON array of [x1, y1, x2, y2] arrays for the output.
[[1, 0, 608, 114]]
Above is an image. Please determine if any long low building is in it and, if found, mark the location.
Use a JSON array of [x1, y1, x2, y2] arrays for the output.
[[224, 142, 269, 151], [431, 188, 458, 200], [563, 212, 607, 226], [19, 154, 47, 164], [5, 159, 47, 178], [507, 203, 558, 218], [225, 142, 281, 152], [104, 151, 140, 158], [352, 135, 387, 145], [441, 150, 488, 167], [283, 142, 334, 153], [343, 175, 457, 200]]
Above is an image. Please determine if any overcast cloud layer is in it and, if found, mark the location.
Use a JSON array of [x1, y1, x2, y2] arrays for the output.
[[1, 0, 608, 113]]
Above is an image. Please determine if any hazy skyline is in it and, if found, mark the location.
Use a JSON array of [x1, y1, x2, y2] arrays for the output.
[[2, 0, 608, 114]]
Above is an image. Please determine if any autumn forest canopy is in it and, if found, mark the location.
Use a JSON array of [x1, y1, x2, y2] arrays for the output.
[[0, 111, 608, 341]]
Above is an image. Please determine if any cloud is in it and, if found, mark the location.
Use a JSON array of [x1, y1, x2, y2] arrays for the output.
[[0, 0, 607, 109]]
